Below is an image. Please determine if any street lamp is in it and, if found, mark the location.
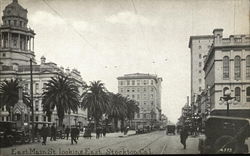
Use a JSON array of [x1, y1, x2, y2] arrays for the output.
[[220, 90, 236, 116]]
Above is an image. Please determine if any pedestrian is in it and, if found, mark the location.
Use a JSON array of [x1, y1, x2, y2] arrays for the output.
[[65, 126, 70, 140], [40, 124, 48, 145], [96, 126, 100, 139], [76, 126, 80, 140], [102, 126, 106, 137], [50, 123, 56, 141], [71, 126, 78, 144], [180, 126, 189, 149]]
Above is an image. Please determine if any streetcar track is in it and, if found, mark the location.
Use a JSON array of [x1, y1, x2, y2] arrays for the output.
[[93, 131, 159, 151], [160, 142, 168, 154]]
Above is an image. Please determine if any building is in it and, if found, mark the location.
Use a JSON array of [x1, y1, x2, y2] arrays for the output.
[[188, 34, 213, 113], [203, 28, 250, 118], [117, 73, 162, 128], [0, 0, 88, 127]]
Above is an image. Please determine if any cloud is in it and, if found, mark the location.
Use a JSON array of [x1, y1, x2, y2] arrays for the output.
[[30, 11, 64, 27], [106, 11, 157, 26]]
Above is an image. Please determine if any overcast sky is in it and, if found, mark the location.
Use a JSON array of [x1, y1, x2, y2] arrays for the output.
[[1, 0, 249, 123]]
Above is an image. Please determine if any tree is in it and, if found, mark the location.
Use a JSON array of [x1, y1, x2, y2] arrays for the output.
[[81, 80, 110, 128], [42, 74, 80, 126], [0, 79, 30, 114], [125, 98, 139, 121], [108, 93, 127, 131]]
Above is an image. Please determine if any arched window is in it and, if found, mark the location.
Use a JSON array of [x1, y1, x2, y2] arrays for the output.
[[234, 56, 241, 79], [223, 56, 230, 79], [223, 87, 229, 96], [246, 56, 250, 79], [235, 87, 241, 102], [247, 87, 250, 102]]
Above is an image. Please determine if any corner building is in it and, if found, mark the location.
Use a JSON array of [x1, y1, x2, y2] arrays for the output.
[[0, 0, 88, 127], [204, 29, 250, 118], [117, 73, 162, 128]]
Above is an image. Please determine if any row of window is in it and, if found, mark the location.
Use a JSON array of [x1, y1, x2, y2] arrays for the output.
[[119, 79, 154, 86], [135, 113, 155, 119], [3, 19, 26, 27], [120, 87, 154, 93], [223, 55, 250, 79], [125, 94, 154, 100], [223, 87, 250, 102]]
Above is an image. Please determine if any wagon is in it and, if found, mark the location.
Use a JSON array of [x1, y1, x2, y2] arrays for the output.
[[166, 125, 176, 135]]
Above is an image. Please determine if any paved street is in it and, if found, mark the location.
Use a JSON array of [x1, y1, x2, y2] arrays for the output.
[[0, 131, 201, 155]]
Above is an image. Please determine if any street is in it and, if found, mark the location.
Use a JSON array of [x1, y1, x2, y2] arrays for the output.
[[0, 131, 200, 155]]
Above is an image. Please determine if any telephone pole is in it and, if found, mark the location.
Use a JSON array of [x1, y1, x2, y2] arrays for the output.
[[30, 58, 34, 142]]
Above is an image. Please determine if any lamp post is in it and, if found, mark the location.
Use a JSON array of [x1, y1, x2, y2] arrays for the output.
[[220, 90, 236, 116]]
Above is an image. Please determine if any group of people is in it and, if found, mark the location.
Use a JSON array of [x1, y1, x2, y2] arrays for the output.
[[37, 124, 81, 145], [95, 126, 106, 139]]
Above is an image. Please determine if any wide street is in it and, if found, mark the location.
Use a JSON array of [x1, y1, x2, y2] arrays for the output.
[[1, 131, 200, 155]]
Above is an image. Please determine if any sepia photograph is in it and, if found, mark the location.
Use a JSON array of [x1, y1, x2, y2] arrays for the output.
[[0, 0, 249, 155]]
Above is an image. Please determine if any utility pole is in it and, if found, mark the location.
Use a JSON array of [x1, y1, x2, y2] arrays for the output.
[[30, 58, 34, 142]]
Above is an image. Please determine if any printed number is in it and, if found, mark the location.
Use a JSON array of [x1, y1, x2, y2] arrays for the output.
[[219, 148, 232, 152]]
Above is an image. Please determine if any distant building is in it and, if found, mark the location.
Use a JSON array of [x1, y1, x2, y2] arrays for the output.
[[117, 73, 162, 128], [0, 0, 87, 127], [188, 34, 213, 113], [203, 29, 250, 118]]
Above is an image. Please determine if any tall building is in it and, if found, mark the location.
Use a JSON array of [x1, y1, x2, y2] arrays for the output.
[[203, 29, 250, 118], [188, 35, 213, 113], [0, 0, 88, 127], [117, 73, 162, 128]]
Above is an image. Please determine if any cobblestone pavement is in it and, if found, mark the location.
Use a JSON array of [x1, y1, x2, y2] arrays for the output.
[[1, 130, 249, 155]]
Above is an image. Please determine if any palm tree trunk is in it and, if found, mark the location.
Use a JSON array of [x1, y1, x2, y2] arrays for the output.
[[114, 118, 118, 132]]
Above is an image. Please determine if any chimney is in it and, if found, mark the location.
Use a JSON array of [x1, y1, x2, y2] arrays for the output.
[[213, 28, 223, 45]]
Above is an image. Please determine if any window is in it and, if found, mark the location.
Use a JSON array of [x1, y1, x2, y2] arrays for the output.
[[143, 80, 146, 85], [127, 80, 130, 85], [246, 56, 250, 79], [120, 81, 123, 86], [35, 100, 39, 111], [120, 88, 123, 93], [199, 79, 202, 84], [235, 87, 241, 102], [143, 114, 146, 119], [35, 83, 39, 93], [143, 88, 146, 92], [20, 21, 22, 27], [223, 87, 229, 96], [151, 87, 154, 92], [132, 95, 135, 98], [8, 20, 10, 25], [35, 116, 39, 121], [137, 94, 140, 99], [199, 70, 202, 73], [234, 56, 241, 79], [199, 54, 202, 59], [2, 53, 6, 57], [223, 56, 230, 79], [132, 88, 135, 92], [150, 80, 153, 85], [127, 89, 130, 92], [132, 80, 135, 85], [247, 87, 250, 102], [14, 20, 17, 26], [151, 101, 154, 105], [199, 62, 202, 67], [137, 80, 140, 85], [43, 116, 46, 122]]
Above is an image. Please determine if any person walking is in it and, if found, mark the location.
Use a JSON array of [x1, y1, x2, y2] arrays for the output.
[[96, 126, 100, 139], [180, 126, 189, 149], [102, 126, 106, 137], [71, 126, 78, 144], [40, 124, 48, 145], [50, 123, 56, 141], [65, 126, 70, 140], [76, 126, 80, 140]]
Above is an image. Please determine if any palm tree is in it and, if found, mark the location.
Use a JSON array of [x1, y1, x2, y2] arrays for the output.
[[108, 93, 127, 131], [125, 98, 139, 121], [42, 74, 80, 126], [0, 79, 30, 114], [81, 80, 110, 128]]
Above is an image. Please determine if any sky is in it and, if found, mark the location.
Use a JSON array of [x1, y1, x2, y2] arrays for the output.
[[1, 0, 249, 123]]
